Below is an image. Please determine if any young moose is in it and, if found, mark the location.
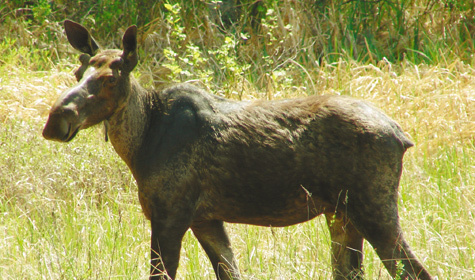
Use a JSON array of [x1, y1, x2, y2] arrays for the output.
[[43, 21, 432, 280]]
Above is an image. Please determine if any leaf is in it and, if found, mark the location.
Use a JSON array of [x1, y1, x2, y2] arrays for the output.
[[164, 3, 173, 11]]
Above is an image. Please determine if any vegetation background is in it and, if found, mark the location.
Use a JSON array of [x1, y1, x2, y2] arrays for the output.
[[1, 0, 474, 279]]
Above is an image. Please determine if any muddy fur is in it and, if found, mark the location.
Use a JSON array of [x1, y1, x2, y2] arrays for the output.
[[43, 21, 432, 280]]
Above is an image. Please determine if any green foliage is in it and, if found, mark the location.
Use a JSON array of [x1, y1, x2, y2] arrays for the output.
[[30, 0, 52, 24], [0, 36, 53, 71], [3, 0, 475, 90]]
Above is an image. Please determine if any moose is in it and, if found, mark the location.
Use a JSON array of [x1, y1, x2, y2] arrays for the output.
[[43, 20, 432, 280]]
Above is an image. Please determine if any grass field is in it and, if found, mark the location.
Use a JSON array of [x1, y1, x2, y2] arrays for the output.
[[1, 1, 475, 279], [1, 52, 474, 279]]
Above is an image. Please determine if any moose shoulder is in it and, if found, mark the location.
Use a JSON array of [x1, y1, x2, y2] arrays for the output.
[[43, 20, 432, 280]]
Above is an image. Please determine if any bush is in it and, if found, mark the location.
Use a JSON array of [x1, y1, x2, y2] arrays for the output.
[[2, 0, 475, 90]]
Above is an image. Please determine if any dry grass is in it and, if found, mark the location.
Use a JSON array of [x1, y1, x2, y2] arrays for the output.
[[1, 52, 474, 279], [1, 2, 474, 278]]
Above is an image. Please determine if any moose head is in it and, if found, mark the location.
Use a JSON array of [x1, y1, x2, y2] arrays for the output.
[[43, 20, 138, 142]]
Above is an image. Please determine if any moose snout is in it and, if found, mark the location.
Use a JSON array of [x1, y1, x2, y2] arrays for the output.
[[43, 109, 80, 142]]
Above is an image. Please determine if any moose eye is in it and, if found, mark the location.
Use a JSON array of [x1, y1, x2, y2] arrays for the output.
[[107, 76, 117, 85], [110, 58, 123, 69]]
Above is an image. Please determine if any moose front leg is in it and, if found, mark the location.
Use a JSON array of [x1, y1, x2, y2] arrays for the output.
[[191, 220, 240, 280], [149, 217, 190, 279], [325, 212, 364, 280]]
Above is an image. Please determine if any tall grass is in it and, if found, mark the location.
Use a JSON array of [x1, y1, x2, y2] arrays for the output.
[[1, 1, 475, 279], [3, 0, 475, 87]]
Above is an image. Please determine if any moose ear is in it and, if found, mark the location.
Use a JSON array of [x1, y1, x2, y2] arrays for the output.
[[64, 20, 100, 56], [121, 25, 138, 73]]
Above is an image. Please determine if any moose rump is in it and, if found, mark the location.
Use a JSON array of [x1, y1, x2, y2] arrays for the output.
[[43, 20, 432, 280]]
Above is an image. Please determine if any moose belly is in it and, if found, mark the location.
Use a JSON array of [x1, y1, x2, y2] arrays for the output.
[[222, 206, 323, 227], [203, 186, 333, 227]]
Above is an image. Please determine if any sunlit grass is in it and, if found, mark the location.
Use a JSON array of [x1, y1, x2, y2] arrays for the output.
[[1, 4, 474, 278], [1, 56, 474, 278]]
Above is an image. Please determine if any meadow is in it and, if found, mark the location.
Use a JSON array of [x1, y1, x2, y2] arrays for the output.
[[1, 1, 474, 279]]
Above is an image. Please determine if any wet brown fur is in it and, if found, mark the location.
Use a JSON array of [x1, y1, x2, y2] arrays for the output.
[[43, 21, 432, 280]]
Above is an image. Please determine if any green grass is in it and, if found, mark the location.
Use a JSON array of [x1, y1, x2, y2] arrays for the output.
[[1, 1, 475, 278], [0, 119, 149, 279], [1, 59, 474, 279]]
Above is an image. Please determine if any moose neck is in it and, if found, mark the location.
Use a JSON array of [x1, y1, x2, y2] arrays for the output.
[[106, 77, 150, 171]]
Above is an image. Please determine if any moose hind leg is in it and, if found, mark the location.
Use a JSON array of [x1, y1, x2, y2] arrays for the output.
[[191, 220, 240, 280], [346, 189, 432, 279], [325, 212, 364, 280], [363, 228, 432, 280]]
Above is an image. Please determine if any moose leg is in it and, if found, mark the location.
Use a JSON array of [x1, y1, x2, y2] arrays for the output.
[[150, 218, 189, 279], [191, 220, 240, 280], [346, 190, 432, 279], [325, 212, 364, 280], [363, 228, 431, 280]]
